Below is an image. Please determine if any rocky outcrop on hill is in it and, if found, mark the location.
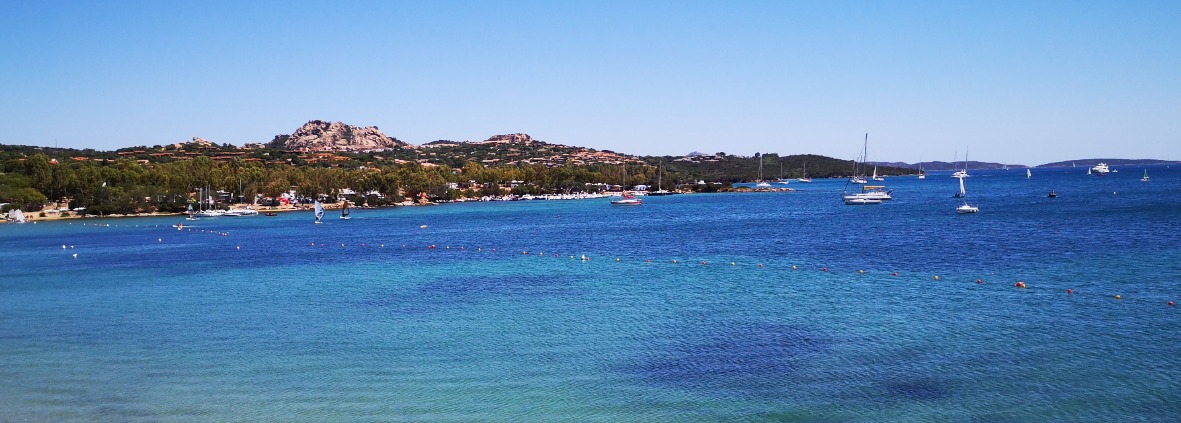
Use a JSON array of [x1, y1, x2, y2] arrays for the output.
[[274, 120, 405, 152], [482, 133, 535, 144]]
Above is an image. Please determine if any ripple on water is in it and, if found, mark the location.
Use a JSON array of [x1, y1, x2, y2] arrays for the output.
[[623, 321, 830, 399]]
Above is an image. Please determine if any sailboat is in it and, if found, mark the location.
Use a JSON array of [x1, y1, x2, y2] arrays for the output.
[[1141, 169, 1150, 182], [610, 164, 643, 206], [917, 158, 926, 179], [843, 134, 888, 205], [650, 161, 674, 195], [955, 177, 979, 214], [849, 134, 869, 184], [871, 166, 884, 181], [797, 161, 812, 183], [314, 200, 324, 223], [755, 156, 772, 188], [340, 201, 351, 219], [951, 149, 970, 178]]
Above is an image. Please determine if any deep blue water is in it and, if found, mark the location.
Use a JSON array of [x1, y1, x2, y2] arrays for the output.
[[2, 165, 1180, 421]]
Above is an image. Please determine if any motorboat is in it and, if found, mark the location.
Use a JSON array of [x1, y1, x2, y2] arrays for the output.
[[956, 203, 979, 214], [843, 197, 882, 205], [844, 185, 892, 202], [1091, 163, 1110, 175], [610, 192, 643, 206]]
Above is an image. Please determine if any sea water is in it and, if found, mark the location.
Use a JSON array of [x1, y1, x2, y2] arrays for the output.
[[2, 166, 1180, 421]]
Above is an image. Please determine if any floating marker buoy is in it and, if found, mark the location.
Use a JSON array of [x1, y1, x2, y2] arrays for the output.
[[893, 272, 898, 277], [616, 258, 621, 262], [672, 260, 677, 264], [934, 275, 940, 281], [62, 245, 66, 249], [822, 267, 828, 272], [158, 238, 162, 242], [702, 261, 707, 265], [72, 253, 77, 259], [236, 246, 240, 250], [420, 225, 427, 228], [1015, 281, 1027, 288], [1169, 301, 1175, 306], [570, 255, 574, 259], [976, 279, 982, 284], [792, 265, 797, 270], [758, 264, 763, 268], [1115, 295, 1122, 300], [858, 269, 864, 274], [731, 262, 735, 266], [646, 259, 651, 263], [1067, 289, 1073, 294]]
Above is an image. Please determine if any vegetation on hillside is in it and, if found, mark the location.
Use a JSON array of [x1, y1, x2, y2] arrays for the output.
[[0, 143, 915, 215]]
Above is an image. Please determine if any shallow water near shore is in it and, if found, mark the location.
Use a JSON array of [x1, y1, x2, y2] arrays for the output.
[[3, 166, 1181, 421]]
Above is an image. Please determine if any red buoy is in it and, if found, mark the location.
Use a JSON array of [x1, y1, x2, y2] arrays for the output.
[[1169, 301, 1175, 306], [1067, 289, 1073, 294], [822, 267, 828, 272], [893, 272, 898, 277]]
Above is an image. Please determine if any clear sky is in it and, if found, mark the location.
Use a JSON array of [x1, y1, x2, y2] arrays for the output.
[[2, 0, 1178, 165]]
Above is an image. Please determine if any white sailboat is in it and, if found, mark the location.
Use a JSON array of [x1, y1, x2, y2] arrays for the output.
[[955, 177, 978, 214], [917, 158, 926, 179], [843, 134, 888, 205], [871, 166, 885, 181], [1027, 168, 1032, 179], [849, 134, 869, 184], [650, 161, 674, 195], [314, 200, 324, 223], [1141, 169, 1150, 182], [610, 164, 643, 206], [797, 161, 812, 183], [755, 157, 772, 188], [951, 149, 970, 178]]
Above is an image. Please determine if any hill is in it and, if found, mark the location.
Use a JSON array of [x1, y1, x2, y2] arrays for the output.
[[1036, 158, 1178, 168]]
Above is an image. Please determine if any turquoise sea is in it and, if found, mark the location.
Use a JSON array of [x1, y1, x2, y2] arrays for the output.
[[3, 166, 1180, 422]]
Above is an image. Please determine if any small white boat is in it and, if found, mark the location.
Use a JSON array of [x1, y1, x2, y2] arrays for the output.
[[797, 161, 812, 182], [956, 203, 979, 214], [844, 197, 882, 205], [610, 192, 643, 206], [314, 200, 324, 223], [844, 185, 893, 201], [1141, 169, 1149, 182], [850, 176, 868, 184]]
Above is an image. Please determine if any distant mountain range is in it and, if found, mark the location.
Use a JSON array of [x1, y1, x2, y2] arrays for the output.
[[872, 158, 1178, 171]]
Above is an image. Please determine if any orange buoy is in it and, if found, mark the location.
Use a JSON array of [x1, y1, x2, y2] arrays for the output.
[[1015, 281, 1026, 288]]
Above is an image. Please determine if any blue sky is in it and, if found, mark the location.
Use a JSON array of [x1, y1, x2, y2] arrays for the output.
[[1, 0, 1177, 165]]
